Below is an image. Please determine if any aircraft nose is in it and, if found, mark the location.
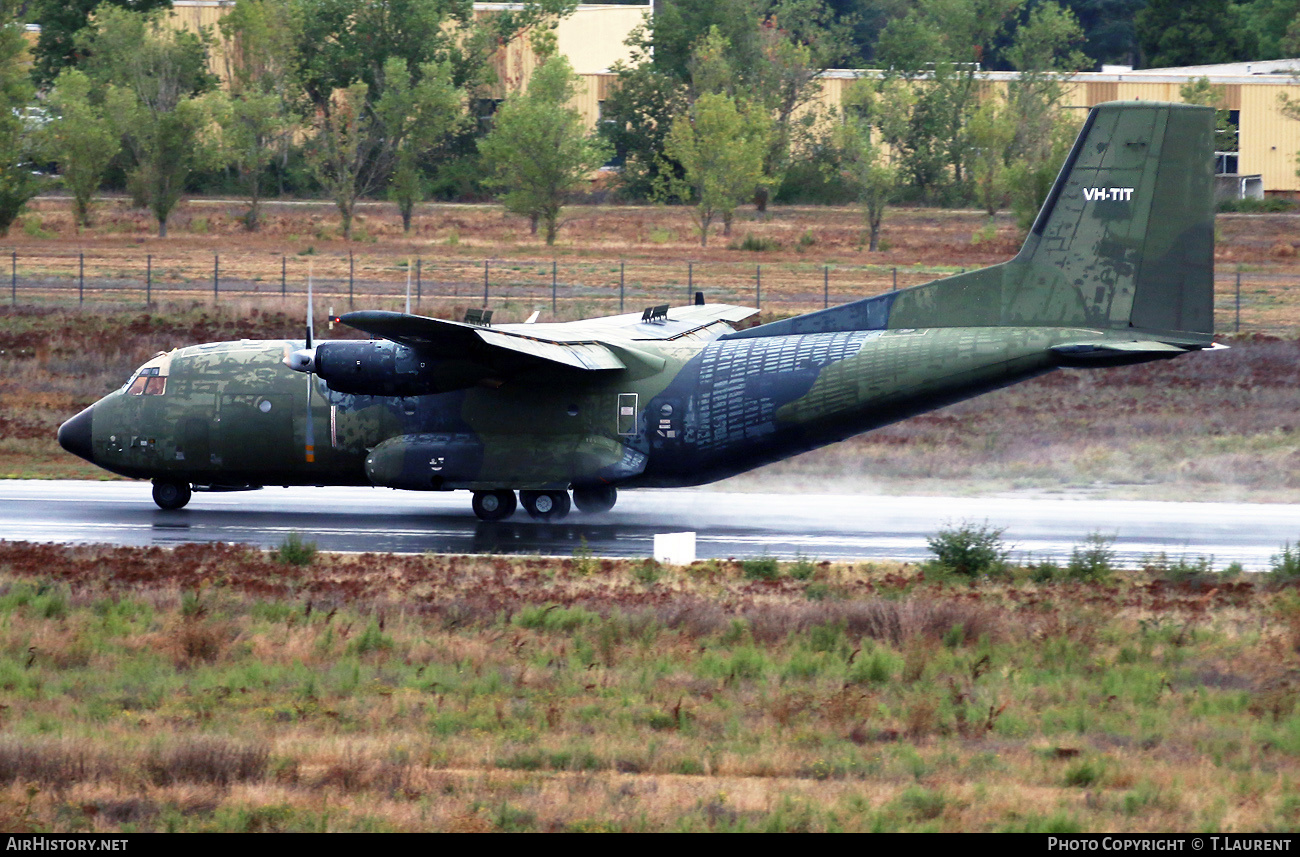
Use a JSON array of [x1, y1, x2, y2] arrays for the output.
[[57, 405, 94, 463]]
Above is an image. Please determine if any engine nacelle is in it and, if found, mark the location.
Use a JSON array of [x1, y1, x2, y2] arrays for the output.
[[314, 340, 486, 396]]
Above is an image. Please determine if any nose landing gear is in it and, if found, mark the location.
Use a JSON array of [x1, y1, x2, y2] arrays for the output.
[[152, 479, 192, 510]]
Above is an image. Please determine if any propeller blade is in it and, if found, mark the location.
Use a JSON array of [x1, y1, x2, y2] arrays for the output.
[[405, 258, 412, 316], [304, 372, 315, 463], [304, 260, 316, 462], [305, 262, 314, 350]]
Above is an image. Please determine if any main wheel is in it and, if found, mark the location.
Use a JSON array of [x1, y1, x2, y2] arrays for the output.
[[472, 489, 517, 522], [572, 485, 617, 514], [520, 490, 571, 521], [152, 479, 192, 510]]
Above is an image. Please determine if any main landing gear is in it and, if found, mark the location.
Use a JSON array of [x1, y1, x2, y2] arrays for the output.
[[470, 487, 619, 521], [471, 489, 517, 522], [152, 479, 192, 510]]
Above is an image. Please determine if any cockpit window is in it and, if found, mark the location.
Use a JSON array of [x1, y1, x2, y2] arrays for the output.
[[127, 364, 168, 396]]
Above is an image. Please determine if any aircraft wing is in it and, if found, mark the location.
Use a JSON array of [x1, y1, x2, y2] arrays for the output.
[[341, 303, 757, 372], [341, 310, 626, 371]]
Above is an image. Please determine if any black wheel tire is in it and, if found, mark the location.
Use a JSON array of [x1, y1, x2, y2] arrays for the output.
[[573, 485, 617, 514], [472, 489, 517, 522], [152, 480, 192, 510], [521, 489, 571, 521]]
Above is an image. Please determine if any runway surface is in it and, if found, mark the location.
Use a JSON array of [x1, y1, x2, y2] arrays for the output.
[[2, 480, 1298, 569]]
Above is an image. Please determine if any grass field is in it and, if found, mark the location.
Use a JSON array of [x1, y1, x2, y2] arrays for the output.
[[0, 540, 1296, 832]]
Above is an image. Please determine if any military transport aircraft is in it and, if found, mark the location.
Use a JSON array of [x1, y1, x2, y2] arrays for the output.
[[59, 101, 1217, 521]]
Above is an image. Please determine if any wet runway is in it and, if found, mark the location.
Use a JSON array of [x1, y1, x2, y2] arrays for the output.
[[2, 480, 1299, 569]]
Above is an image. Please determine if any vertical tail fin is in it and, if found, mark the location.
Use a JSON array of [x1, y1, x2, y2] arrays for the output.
[[725, 101, 1216, 344]]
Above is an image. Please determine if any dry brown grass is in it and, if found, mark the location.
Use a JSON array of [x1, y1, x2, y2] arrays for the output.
[[0, 542, 1293, 831]]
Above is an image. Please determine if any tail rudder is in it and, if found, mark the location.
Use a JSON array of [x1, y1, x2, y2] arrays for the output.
[[726, 101, 1216, 344]]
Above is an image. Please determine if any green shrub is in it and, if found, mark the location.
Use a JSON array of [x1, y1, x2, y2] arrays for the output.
[[741, 557, 780, 581], [1029, 559, 1062, 583], [1145, 552, 1216, 583], [788, 556, 817, 581], [1066, 533, 1115, 581], [632, 559, 663, 585], [1217, 197, 1294, 213], [729, 234, 781, 252], [1270, 541, 1300, 581], [925, 522, 1008, 579], [275, 533, 317, 567]]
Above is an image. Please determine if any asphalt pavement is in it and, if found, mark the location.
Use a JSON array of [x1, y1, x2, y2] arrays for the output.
[[1, 480, 1298, 569]]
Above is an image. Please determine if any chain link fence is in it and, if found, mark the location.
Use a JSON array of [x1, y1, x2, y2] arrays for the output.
[[0, 247, 1278, 333]]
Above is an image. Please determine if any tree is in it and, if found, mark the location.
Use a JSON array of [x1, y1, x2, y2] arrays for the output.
[[1136, 0, 1250, 69], [305, 81, 376, 241], [1181, 76, 1239, 156], [835, 78, 906, 251], [875, 0, 1025, 202], [376, 60, 466, 233], [288, 0, 572, 235], [29, 0, 172, 88], [209, 89, 295, 230], [0, 0, 42, 235], [36, 69, 120, 229], [968, 98, 1015, 216], [1059, 0, 1145, 68], [478, 54, 612, 245], [1003, 2, 1086, 230], [661, 91, 771, 246], [77, 5, 218, 237], [216, 0, 304, 217]]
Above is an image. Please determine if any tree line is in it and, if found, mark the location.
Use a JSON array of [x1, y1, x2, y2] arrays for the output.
[[0, 0, 1269, 248]]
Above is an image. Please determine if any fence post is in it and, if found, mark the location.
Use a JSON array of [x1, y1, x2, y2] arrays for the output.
[[483, 259, 489, 307], [281, 256, 286, 298], [213, 253, 219, 302], [79, 252, 84, 305], [892, 267, 897, 291], [688, 261, 692, 305], [824, 265, 829, 309], [755, 264, 761, 309], [9, 251, 13, 306], [619, 260, 624, 313], [146, 255, 151, 307], [552, 259, 557, 315], [1236, 268, 1242, 333], [348, 250, 354, 310], [416, 258, 421, 307]]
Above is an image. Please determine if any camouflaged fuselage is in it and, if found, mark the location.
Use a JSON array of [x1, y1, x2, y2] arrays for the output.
[[86, 323, 1153, 492]]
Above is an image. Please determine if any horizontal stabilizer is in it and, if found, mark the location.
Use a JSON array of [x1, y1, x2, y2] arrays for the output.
[[1051, 340, 1201, 367]]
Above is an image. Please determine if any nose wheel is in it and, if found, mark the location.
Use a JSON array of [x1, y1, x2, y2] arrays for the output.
[[152, 479, 192, 510], [472, 489, 517, 522], [520, 490, 571, 521]]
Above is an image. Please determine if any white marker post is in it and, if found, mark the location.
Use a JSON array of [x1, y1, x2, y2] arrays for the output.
[[654, 532, 696, 566]]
